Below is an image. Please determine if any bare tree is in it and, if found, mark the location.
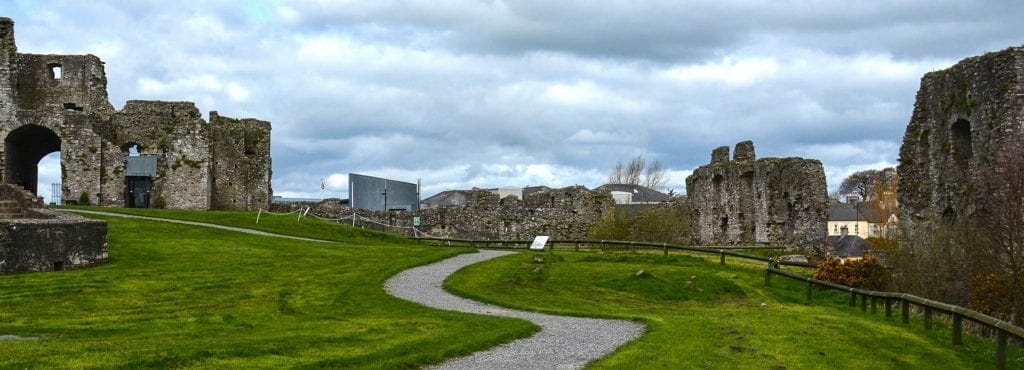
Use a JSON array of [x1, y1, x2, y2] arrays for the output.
[[608, 155, 667, 189], [865, 168, 899, 221], [966, 148, 1024, 326], [894, 148, 1023, 327], [624, 156, 644, 185], [608, 162, 625, 184], [643, 159, 667, 189]]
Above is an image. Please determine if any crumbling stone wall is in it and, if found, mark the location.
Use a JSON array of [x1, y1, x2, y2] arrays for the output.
[[0, 184, 107, 274], [0, 18, 271, 210], [419, 186, 614, 240], [210, 112, 272, 210], [898, 46, 1024, 234], [102, 101, 214, 209], [686, 141, 828, 251], [282, 186, 617, 240]]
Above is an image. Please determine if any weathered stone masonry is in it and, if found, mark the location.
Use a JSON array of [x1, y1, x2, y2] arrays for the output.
[[686, 141, 828, 250], [0, 18, 271, 210], [279, 186, 617, 241], [0, 184, 107, 274], [898, 46, 1024, 235]]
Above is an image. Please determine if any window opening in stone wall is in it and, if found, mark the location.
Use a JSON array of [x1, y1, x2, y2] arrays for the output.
[[720, 216, 728, 235], [951, 119, 972, 171], [942, 206, 956, 224], [121, 143, 143, 157], [63, 102, 83, 112], [244, 132, 257, 156], [712, 174, 724, 200], [48, 63, 62, 79]]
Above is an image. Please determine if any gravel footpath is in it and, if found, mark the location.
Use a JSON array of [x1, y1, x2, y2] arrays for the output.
[[63, 210, 645, 367], [385, 249, 645, 369]]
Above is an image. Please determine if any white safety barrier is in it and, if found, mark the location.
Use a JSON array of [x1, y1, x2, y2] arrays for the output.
[[261, 207, 444, 238]]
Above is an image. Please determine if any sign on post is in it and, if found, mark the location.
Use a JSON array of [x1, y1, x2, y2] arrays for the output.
[[412, 217, 421, 227], [530, 236, 549, 250]]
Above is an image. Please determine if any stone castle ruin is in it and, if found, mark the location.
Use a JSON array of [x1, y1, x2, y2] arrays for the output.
[[686, 141, 828, 250], [898, 46, 1024, 234], [0, 183, 107, 273], [281, 185, 617, 241], [0, 18, 271, 210]]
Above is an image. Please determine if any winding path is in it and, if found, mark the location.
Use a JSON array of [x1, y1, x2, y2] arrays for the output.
[[385, 250, 646, 369], [64, 210, 646, 367]]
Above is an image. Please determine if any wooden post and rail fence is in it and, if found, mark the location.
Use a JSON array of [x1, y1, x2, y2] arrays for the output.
[[409, 236, 1024, 369], [766, 267, 1023, 370], [408, 236, 813, 267]]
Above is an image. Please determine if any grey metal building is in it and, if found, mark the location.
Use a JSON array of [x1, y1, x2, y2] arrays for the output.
[[349, 173, 419, 211]]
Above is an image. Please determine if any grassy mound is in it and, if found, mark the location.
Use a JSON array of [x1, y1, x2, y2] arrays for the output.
[[0, 210, 537, 368], [446, 250, 1023, 369], [491, 253, 744, 302]]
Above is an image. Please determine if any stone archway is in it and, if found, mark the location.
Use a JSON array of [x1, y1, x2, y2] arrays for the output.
[[4, 124, 60, 195]]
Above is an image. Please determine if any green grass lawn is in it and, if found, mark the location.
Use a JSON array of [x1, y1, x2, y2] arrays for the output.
[[0, 211, 537, 368], [445, 250, 1024, 369], [59, 206, 406, 245]]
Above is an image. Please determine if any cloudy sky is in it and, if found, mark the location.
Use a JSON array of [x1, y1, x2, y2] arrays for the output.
[[8, 1, 1023, 201]]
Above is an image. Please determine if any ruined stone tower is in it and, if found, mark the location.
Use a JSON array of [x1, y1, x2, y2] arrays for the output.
[[898, 46, 1024, 233], [0, 18, 271, 210], [686, 141, 828, 250]]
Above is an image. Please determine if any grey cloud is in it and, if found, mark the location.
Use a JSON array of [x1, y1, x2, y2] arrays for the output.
[[9, 1, 1021, 200]]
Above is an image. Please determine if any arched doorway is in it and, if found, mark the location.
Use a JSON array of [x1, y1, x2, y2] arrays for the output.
[[4, 124, 60, 196], [37, 151, 61, 204]]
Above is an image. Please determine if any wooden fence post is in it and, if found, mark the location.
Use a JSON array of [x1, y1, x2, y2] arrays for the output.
[[901, 300, 910, 324], [861, 294, 867, 312], [923, 307, 932, 330], [952, 314, 962, 346], [806, 280, 813, 303], [663, 243, 668, 256], [996, 330, 1007, 370], [765, 268, 771, 287], [720, 250, 726, 265], [870, 296, 877, 314], [884, 297, 892, 317], [849, 290, 856, 307]]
